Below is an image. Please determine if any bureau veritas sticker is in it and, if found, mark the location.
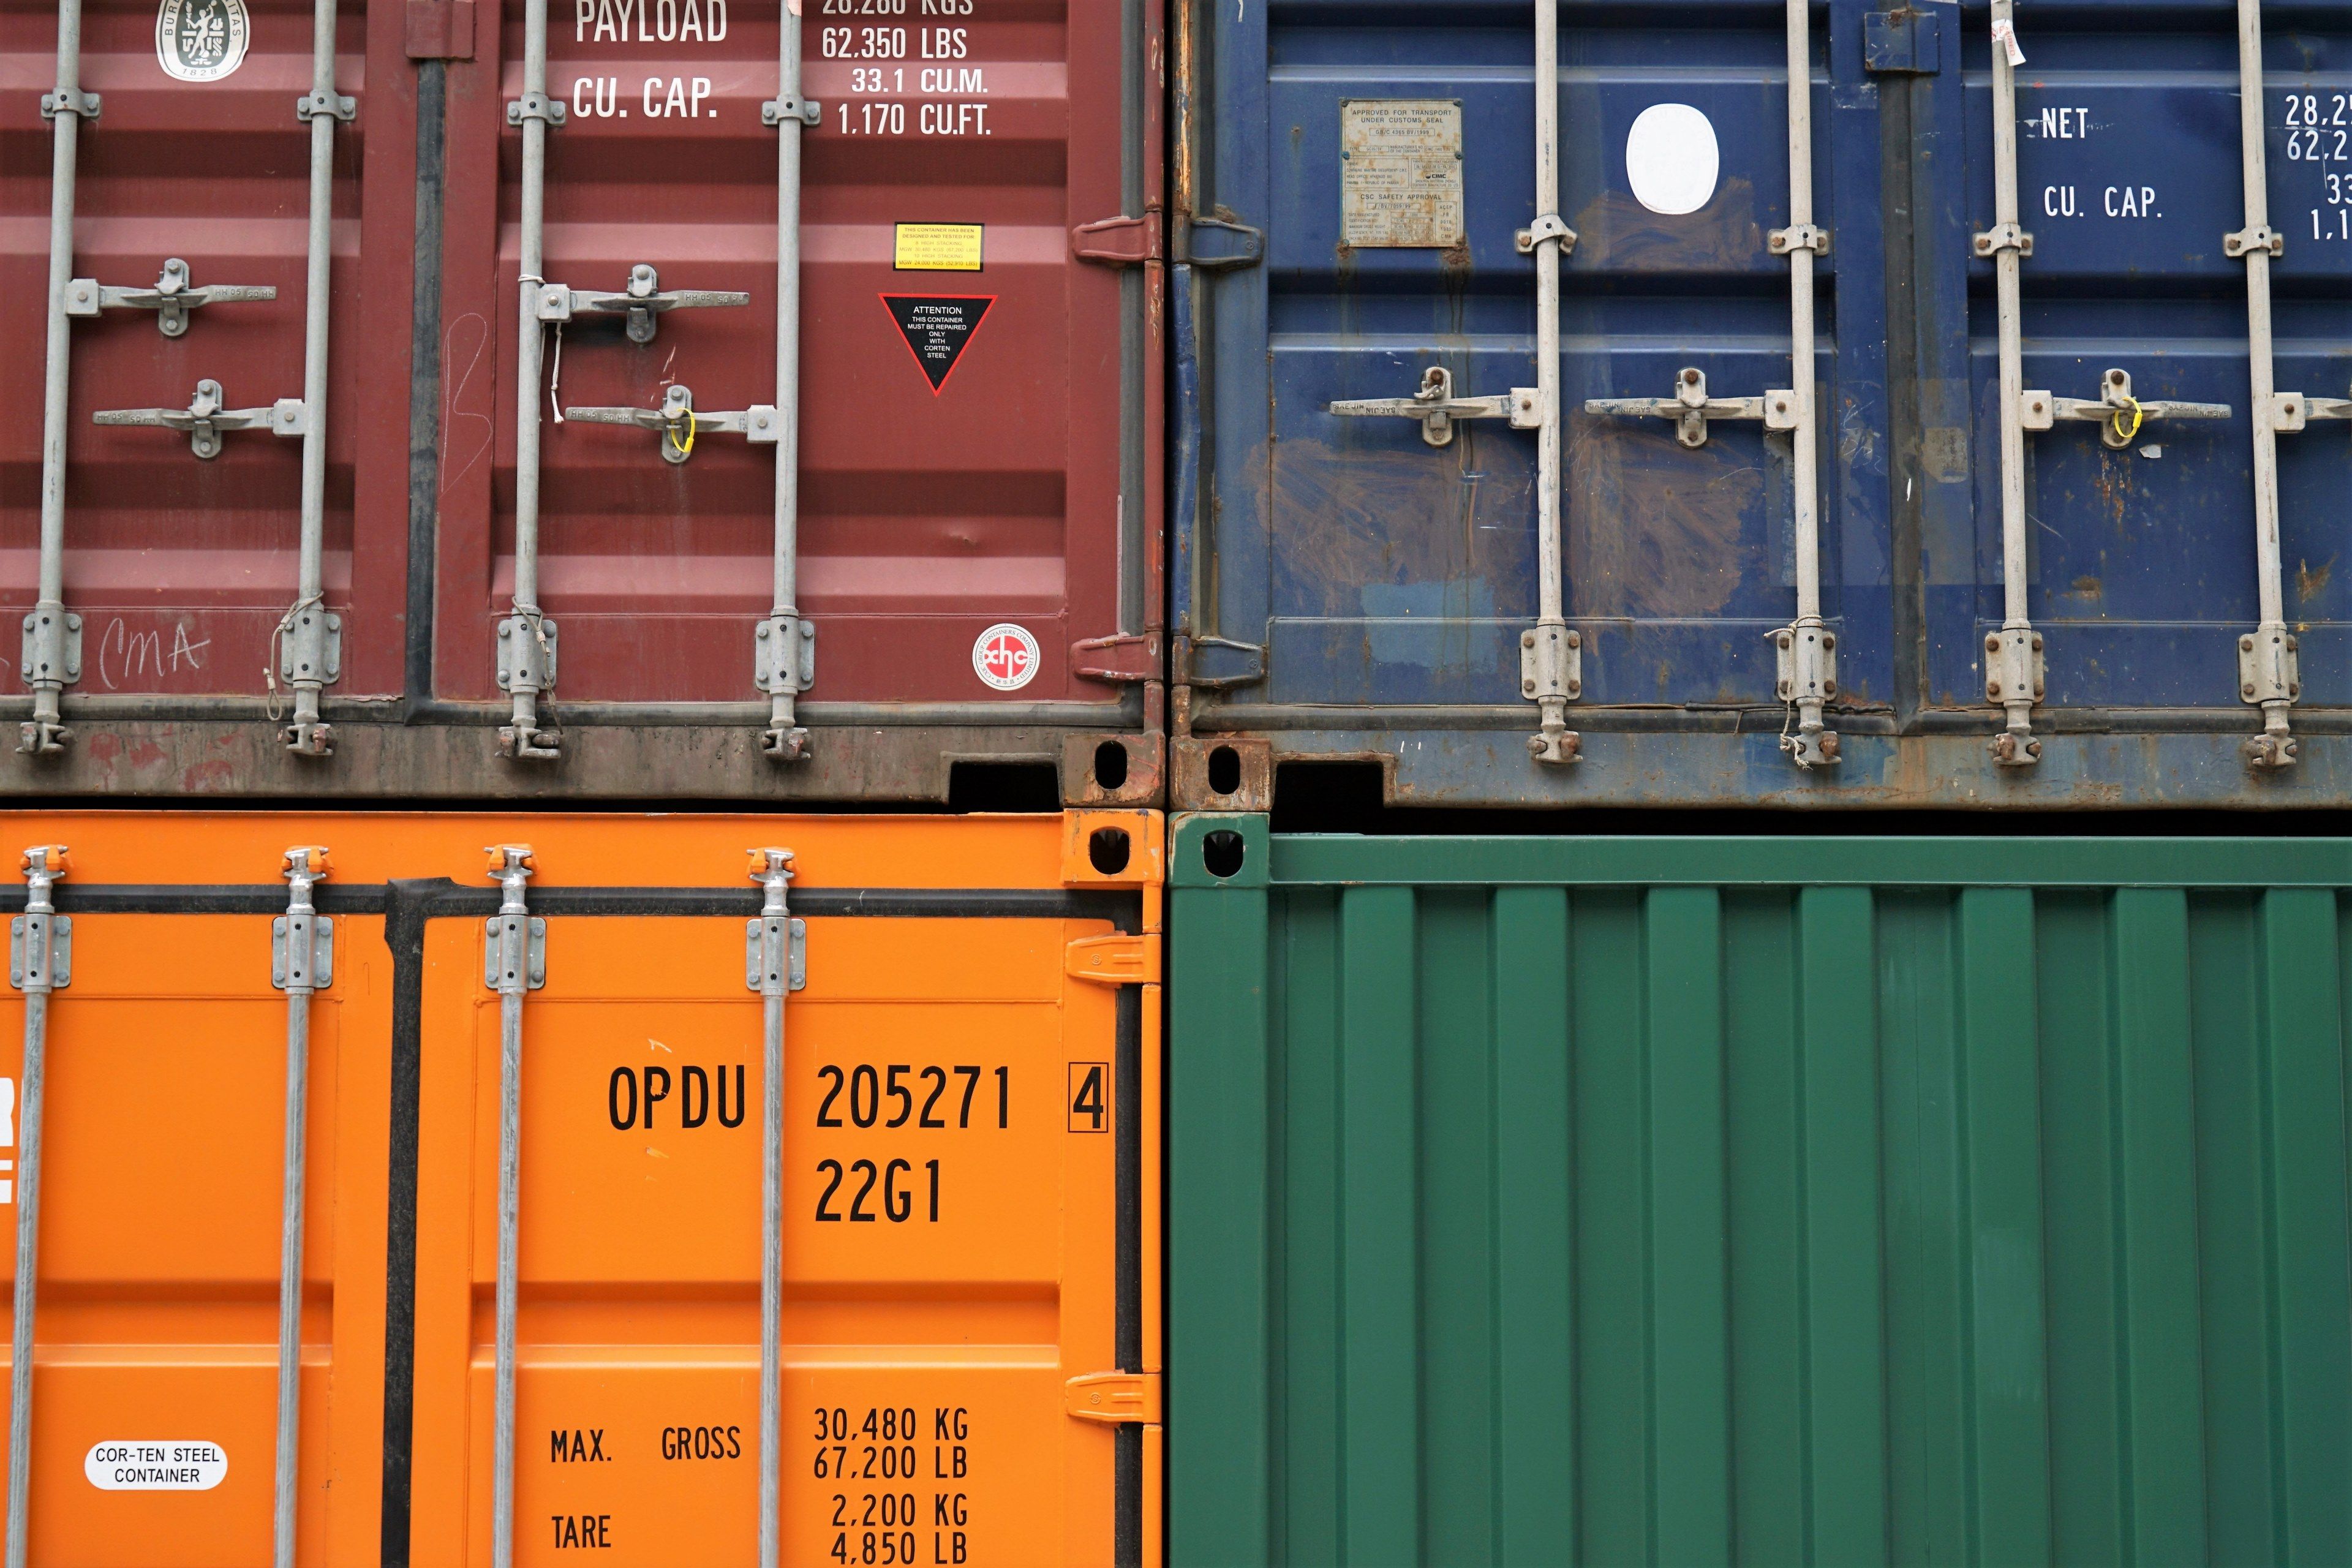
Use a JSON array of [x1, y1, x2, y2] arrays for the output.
[[973, 624, 1040, 691], [882, 295, 994, 393], [156, 0, 250, 81], [86, 1441, 228, 1491]]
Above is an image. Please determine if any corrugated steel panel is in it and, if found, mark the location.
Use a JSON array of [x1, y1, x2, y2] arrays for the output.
[[4, 1, 1164, 803], [1167, 815, 2352, 1566], [1171, 0, 2352, 808]]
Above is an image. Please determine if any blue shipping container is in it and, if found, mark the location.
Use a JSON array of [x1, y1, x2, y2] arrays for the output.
[[1169, 0, 2352, 809]]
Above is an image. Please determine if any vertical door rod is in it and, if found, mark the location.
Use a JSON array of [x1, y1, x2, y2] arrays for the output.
[[1523, 0, 1579, 765], [500, 0, 563, 761], [4, 846, 69, 1568], [485, 846, 543, 1567], [280, 0, 355, 756], [1771, 0, 1836, 767], [758, 13, 820, 761], [271, 848, 333, 1567], [24, 1, 94, 756], [1979, 0, 2045, 764], [748, 850, 804, 1566]]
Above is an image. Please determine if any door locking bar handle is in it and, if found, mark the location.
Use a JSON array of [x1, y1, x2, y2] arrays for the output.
[[1585, 367, 1801, 450], [562, 384, 779, 464], [64, 258, 276, 338], [533, 263, 751, 343], [2020, 369, 2230, 448], [1329, 366, 1542, 448], [93, 379, 307, 459], [2270, 391, 2352, 432]]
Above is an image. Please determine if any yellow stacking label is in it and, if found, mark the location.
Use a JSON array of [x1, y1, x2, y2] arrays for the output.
[[893, 223, 985, 272]]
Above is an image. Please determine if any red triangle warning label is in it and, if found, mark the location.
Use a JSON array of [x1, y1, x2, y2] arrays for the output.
[[881, 294, 995, 394]]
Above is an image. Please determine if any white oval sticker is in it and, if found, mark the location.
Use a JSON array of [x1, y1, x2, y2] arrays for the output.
[[156, 0, 251, 82], [1624, 103, 1721, 216], [971, 624, 1041, 692], [86, 1441, 228, 1491]]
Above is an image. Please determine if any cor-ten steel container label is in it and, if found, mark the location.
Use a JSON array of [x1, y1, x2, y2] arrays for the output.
[[1340, 99, 1464, 248]]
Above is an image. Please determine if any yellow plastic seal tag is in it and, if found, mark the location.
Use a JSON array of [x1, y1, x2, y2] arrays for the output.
[[894, 222, 985, 272]]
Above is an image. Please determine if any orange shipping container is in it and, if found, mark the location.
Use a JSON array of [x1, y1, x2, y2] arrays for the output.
[[0, 810, 1160, 1566]]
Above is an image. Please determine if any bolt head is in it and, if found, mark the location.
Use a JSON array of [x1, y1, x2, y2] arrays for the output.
[[1821, 633, 1834, 651], [1988, 681, 2002, 697], [1986, 635, 2001, 652], [2243, 684, 2258, 698], [2241, 636, 2256, 652]]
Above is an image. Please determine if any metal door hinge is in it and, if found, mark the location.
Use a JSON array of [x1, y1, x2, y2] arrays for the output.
[[404, 0, 477, 58], [1180, 213, 1264, 270], [9, 916, 70, 992], [1863, 9, 1940, 74], [93, 379, 306, 459], [65, 260, 276, 338], [1332, 365, 1542, 448], [1065, 1371, 1161, 1425], [1066, 932, 1159, 987], [1072, 631, 1160, 684], [1587, 367, 1796, 450], [744, 915, 808, 993], [1174, 634, 1265, 691], [1073, 209, 1163, 266]]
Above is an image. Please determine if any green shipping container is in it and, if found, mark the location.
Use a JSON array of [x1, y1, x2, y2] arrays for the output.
[[1166, 818, 2352, 1567]]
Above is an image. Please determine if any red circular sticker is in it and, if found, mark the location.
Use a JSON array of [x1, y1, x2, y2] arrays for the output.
[[972, 623, 1041, 691]]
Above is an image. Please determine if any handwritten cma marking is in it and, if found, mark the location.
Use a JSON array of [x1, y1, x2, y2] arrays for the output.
[[99, 619, 210, 690]]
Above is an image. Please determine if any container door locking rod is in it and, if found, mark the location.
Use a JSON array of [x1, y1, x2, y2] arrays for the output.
[[4, 847, 68, 1568], [271, 848, 333, 1568], [485, 846, 544, 1568], [1327, 0, 1580, 763], [2228, 0, 2350, 767], [759, 12, 821, 761], [747, 850, 806, 1568], [502, 0, 563, 761], [1585, 0, 1835, 767], [24, 0, 96, 755]]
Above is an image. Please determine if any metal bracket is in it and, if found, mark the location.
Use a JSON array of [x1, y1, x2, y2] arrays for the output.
[[1768, 224, 1831, 255], [2021, 368, 2230, 450], [279, 606, 344, 687], [1519, 624, 1581, 703], [1073, 210, 1163, 266], [1513, 211, 1578, 255], [1771, 623, 1842, 766], [753, 614, 815, 696], [760, 96, 823, 126], [1972, 222, 2035, 258], [1173, 634, 1266, 691], [1330, 366, 1542, 448], [1983, 627, 2045, 707], [64, 260, 276, 338], [564, 384, 778, 462], [483, 914, 547, 990], [537, 265, 750, 344], [744, 915, 809, 993], [1183, 214, 1265, 270], [271, 914, 336, 990], [496, 613, 559, 693], [92, 379, 306, 459], [20, 611, 83, 692], [1072, 631, 1159, 684], [294, 90, 356, 123], [2238, 628, 2299, 706], [1064, 1371, 1161, 1425], [2223, 226, 2285, 259], [1585, 367, 1798, 450], [8, 915, 70, 992], [1863, 8, 1941, 74], [2270, 391, 2352, 433], [39, 89, 97, 119], [1066, 932, 1160, 987], [505, 91, 566, 126]]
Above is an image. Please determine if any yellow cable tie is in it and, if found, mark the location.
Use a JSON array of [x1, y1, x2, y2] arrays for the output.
[[669, 406, 698, 459], [2113, 396, 2143, 444]]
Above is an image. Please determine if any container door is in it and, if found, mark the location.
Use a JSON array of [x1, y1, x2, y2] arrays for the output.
[[0, 875, 389, 1564], [1180, 0, 1890, 796], [435, 0, 1163, 718], [0, 0, 415, 703], [404, 833, 1158, 1563], [1923, 1, 2352, 715]]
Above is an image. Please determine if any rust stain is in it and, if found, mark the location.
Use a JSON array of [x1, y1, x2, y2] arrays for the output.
[[1271, 432, 1529, 614], [1570, 178, 1764, 273], [2070, 575, 2102, 599], [2296, 556, 2333, 605], [2090, 449, 2133, 530], [180, 759, 238, 792], [1567, 412, 1760, 619]]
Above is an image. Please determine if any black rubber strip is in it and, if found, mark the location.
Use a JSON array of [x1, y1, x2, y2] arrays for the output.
[[377, 881, 435, 1567], [404, 60, 447, 716]]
